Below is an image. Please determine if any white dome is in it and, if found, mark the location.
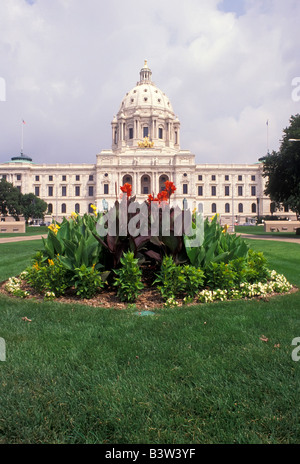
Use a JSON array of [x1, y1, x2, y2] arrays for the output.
[[119, 83, 175, 116], [111, 61, 180, 152]]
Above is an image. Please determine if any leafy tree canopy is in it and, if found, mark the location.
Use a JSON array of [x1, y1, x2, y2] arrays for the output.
[[0, 178, 23, 219], [0, 178, 47, 221], [262, 114, 300, 215]]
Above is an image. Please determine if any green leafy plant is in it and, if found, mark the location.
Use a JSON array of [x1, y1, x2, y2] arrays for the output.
[[154, 255, 186, 300], [113, 251, 144, 302], [71, 264, 105, 299], [205, 261, 237, 290], [25, 257, 69, 297]]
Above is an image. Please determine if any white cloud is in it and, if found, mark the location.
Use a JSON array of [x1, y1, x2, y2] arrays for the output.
[[0, 0, 299, 165]]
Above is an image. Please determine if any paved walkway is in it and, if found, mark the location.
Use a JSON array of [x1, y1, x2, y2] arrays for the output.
[[238, 233, 300, 244], [0, 234, 47, 244]]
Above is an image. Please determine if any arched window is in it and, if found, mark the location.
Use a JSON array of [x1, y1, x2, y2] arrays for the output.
[[88, 203, 94, 214], [143, 126, 149, 138], [61, 203, 66, 214], [225, 203, 230, 213], [212, 203, 217, 213], [252, 203, 257, 213], [48, 203, 53, 214], [159, 174, 169, 192], [122, 174, 132, 185], [75, 203, 80, 214], [238, 203, 243, 213], [158, 127, 163, 139]]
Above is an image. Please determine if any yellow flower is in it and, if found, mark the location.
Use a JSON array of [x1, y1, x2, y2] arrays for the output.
[[48, 259, 54, 266], [33, 261, 40, 271], [48, 223, 60, 235], [222, 224, 229, 233], [71, 212, 78, 220]]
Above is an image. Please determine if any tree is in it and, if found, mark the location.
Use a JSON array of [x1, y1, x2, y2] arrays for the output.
[[262, 114, 300, 215], [20, 193, 48, 223], [0, 178, 23, 219]]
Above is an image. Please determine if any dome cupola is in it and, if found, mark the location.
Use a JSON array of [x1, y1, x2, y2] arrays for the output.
[[111, 61, 180, 152]]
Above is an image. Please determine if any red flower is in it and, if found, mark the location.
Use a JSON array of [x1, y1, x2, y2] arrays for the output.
[[157, 190, 169, 204], [164, 180, 176, 196], [120, 183, 132, 197]]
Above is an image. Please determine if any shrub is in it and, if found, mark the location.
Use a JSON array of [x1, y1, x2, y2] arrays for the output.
[[154, 256, 205, 300], [25, 256, 69, 297], [205, 261, 237, 290], [113, 251, 144, 302], [71, 264, 105, 299]]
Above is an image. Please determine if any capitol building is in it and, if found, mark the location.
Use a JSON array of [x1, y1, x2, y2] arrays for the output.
[[0, 61, 294, 225]]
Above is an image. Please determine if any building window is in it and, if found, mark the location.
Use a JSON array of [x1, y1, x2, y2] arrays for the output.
[[104, 184, 109, 195], [49, 175, 53, 181], [75, 186, 80, 196], [175, 131, 178, 144], [143, 127, 149, 138], [211, 175, 216, 181], [75, 203, 80, 214], [48, 186, 53, 197], [212, 203, 217, 213], [143, 186, 149, 194], [211, 186, 216, 196], [183, 184, 188, 195], [238, 186, 243, 196], [62, 175, 66, 181], [159, 128, 163, 139], [284, 204, 289, 213], [35, 175, 39, 182], [48, 203, 53, 214], [129, 128, 133, 139], [61, 204, 66, 214], [251, 186, 256, 196], [238, 175, 243, 181], [252, 203, 257, 213], [225, 203, 230, 213], [198, 175, 202, 181], [17, 174, 21, 181], [198, 186, 203, 196], [225, 175, 229, 181], [35, 186, 40, 197], [238, 203, 243, 213], [89, 186, 94, 196], [61, 186, 66, 196], [251, 175, 256, 181], [76, 175, 80, 181], [225, 186, 230, 196], [89, 175, 94, 181]]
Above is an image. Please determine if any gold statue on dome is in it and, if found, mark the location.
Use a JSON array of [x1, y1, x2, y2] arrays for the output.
[[138, 136, 154, 148]]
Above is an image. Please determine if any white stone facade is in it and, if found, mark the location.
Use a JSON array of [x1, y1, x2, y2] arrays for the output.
[[0, 61, 296, 225]]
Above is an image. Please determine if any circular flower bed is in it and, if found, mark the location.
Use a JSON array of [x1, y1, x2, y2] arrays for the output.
[[1, 182, 295, 309]]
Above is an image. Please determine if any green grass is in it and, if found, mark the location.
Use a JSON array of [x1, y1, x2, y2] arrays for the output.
[[0, 238, 300, 444], [236, 225, 300, 238], [0, 240, 43, 282], [0, 226, 48, 238]]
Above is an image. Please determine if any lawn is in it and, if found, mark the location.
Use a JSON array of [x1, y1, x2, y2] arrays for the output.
[[235, 225, 300, 238], [0, 225, 48, 238], [0, 238, 300, 444]]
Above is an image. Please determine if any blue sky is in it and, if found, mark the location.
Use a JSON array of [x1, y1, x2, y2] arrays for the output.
[[219, 0, 246, 16], [0, 0, 299, 166]]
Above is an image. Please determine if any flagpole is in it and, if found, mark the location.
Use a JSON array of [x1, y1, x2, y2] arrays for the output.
[[266, 119, 269, 154], [21, 120, 24, 154]]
